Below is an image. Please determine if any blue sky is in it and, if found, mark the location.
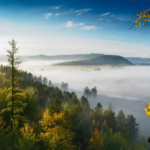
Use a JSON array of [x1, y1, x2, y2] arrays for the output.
[[0, 0, 150, 57]]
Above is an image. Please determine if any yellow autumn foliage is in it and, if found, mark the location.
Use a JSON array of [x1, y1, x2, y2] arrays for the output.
[[39, 109, 75, 150], [135, 9, 150, 28], [145, 103, 150, 117], [17, 123, 37, 150]]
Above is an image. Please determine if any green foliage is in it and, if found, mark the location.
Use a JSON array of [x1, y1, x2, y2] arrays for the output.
[[116, 110, 126, 131], [91, 86, 97, 97], [17, 123, 38, 150], [126, 114, 139, 142], [1, 40, 27, 130], [48, 96, 63, 115], [104, 106, 117, 132], [95, 102, 102, 110], [84, 86, 91, 97], [23, 87, 42, 122], [101, 128, 130, 150]]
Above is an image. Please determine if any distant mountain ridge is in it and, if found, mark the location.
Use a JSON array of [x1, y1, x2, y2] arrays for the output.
[[52, 55, 133, 66], [126, 57, 150, 65], [22, 53, 104, 61]]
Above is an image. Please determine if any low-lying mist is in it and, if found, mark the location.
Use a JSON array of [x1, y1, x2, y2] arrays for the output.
[[20, 60, 150, 101]]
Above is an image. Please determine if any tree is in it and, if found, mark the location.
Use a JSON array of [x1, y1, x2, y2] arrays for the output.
[[37, 75, 42, 83], [91, 86, 97, 98], [48, 96, 63, 115], [116, 110, 126, 131], [145, 103, 150, 117], [135, 9, 150, 28], [100, 128, 130, 150], [1, 39, 27, 130], [88, 129, 103, 150], [95, 102, 102, 111], [71, 94, 79, 105], [17, 123, 37, 150], [39, 109, 75, 150], [126, 114, 139, 142], [43, 77, 48, 85], [0, 73, 5, 87], [104, 107, 116, 132], [61, 82, 68, 91], [80, 96, 90, 108], [48, 80, 52, 87], [0, 116, 19, 150], [84, 86, 91, 97]]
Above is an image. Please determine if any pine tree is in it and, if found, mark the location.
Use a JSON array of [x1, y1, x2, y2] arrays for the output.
[[84, 86, 91, 97], [91, 86, 97, 98], [48, 96, 63, 115], [95, 102, 102, 110], [48, 80, 52, 87], [1, 39, 27, 130], [116, 110, 126, 131], [126, 114, 139, 142]]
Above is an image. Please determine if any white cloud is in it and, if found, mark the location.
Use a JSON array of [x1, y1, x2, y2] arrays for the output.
[[77, 13, 82, 16], [66, 21, 74, 28], [111, 15, 115, 17], [55, 13, 60, 16], [107, 19, 111, 22], [98, 18, 105, 21], [65, 8, 92, 15], [51, 5, 62, 9], [44, 13, 52, 19], [78, 23, 84, 25], [65, 21, 84, 28], [80, 26, 98, 30], [75, 8, 92, 13], [99, 12, 111, 17], [117, 17, 124, 21]]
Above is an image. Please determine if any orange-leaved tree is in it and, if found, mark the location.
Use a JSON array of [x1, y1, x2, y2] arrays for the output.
[[88, 128, 103, 150]]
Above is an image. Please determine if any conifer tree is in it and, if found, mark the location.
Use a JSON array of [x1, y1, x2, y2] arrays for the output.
[[126, 114, 139, 142], [48, 96, 63, 115], [91, 86, 97, 98], [1, 39, 27, 130], [84, 86, 91, 97]]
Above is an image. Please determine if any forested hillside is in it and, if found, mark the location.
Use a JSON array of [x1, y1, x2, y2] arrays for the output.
[[0, 64, 149, 150], [53, 55, 133, 66]]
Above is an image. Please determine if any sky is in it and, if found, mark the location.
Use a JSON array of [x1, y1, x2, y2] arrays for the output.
[[0, 0, 150, 57]]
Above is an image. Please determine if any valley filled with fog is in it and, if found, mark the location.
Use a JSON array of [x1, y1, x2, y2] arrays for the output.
[[1, 59, 150, 137]]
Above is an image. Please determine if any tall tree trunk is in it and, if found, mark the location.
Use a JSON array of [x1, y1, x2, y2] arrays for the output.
[[12, 41, 14, 131]]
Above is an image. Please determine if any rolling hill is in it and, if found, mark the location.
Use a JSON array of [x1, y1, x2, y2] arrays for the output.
[[22, 53, 103, 61], [52, 55, 133, 66], [126, 57, 150, 65]]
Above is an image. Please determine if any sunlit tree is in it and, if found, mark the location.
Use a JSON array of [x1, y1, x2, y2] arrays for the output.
[[88, 129, 103, 150], [17, 123, 37, 150], [39, 109, 75, 149], [135, 9, 150, 28], [1, 39, 27, 130]]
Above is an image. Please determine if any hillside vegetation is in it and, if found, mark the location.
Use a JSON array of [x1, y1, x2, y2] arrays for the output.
[[52, 55, 133, 66]]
